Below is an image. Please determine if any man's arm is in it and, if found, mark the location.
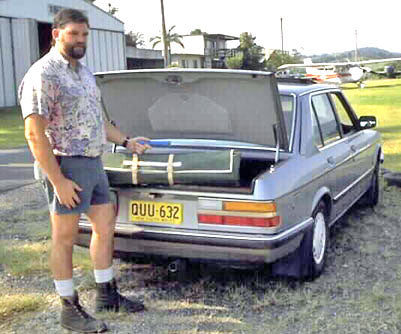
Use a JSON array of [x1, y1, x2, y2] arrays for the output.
[[104, 121, 151, 154], [25, 114, 82, 209]]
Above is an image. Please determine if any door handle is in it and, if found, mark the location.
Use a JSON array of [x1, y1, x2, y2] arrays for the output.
[[350, 145, 357, 153], [327, 156, 336, 166]]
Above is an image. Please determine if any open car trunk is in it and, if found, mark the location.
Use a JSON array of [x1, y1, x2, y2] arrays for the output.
[[102, 149, 277, 194], [96, 69, 288, 194]]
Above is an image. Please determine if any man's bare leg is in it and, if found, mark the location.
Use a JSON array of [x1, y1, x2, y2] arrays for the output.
[[50, 212, 80, 280], [86, 203, 145, 313], [50, 212, 108, 332], [86, 203, 115, 270]]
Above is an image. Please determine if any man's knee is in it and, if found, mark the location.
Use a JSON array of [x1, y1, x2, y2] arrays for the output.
[[87, 204, 116, 237], [91, 220, 115, 240], [51, 214, 79, 245]]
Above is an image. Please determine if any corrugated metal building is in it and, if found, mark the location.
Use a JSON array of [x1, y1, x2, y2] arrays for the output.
[[0, 0, 126, 107]]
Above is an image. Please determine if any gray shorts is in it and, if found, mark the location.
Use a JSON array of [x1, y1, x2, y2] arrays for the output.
[[43, 156, 110, 215]]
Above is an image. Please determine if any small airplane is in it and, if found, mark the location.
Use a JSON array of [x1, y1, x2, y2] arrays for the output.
[[277, 57, 401, 87]]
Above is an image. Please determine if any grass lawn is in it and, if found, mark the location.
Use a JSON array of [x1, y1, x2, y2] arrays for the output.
[[342, 78, 401, 171], [0, 106, 26, 149]]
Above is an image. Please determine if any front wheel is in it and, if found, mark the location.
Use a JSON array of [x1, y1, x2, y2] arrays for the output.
[[360, 160, 381, 207]]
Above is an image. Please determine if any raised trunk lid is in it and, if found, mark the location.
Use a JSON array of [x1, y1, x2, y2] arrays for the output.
[[95, 69, 288, 150]]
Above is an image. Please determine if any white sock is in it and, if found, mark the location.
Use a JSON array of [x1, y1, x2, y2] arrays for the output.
[[94, 266, 114, 283], [54, 279, 74, 297]]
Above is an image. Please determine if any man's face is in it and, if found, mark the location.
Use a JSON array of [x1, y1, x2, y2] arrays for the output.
[[54, 22, 89, 60]]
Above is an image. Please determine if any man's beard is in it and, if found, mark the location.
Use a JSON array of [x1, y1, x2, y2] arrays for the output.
[[65, 43, 87, 59]]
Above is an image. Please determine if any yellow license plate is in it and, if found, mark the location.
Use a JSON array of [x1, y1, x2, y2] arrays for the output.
[[129, 200, 183, 224]]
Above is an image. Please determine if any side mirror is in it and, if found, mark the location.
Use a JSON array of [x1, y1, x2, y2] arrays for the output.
[[359, 116, 377, 129]]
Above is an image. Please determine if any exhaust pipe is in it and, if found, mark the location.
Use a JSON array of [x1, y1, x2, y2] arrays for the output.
[[167, 259, 187, 273]]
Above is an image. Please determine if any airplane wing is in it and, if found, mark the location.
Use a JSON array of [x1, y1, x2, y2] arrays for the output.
[[278, 63, 340, 69], [278, 57, 401, 70], [353, 57, 401, 65]]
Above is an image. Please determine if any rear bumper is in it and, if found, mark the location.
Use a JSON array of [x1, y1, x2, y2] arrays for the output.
[[77, 217, 313, 264]]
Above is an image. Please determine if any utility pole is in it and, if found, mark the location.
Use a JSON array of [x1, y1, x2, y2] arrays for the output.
[[280, 17, 284, 55], [160, 0, 169, 67], [355, 29, 358, 62]]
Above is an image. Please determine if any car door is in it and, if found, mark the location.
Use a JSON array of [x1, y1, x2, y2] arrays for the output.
[[311, 92, 354, 219], [329, 92, 374, 197]]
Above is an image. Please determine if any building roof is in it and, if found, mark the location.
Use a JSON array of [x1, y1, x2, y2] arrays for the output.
[[205, 34, 239, 40]]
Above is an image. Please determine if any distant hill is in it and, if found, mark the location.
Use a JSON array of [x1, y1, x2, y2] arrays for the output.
[[308, 47, 401, 63]]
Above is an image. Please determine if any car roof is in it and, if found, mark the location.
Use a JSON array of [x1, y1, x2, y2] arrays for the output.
[[277, 78, 338, 96]]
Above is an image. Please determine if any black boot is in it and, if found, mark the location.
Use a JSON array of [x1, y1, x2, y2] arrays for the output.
[[95, 279, 145, 313], [60, 292, 108, 333]]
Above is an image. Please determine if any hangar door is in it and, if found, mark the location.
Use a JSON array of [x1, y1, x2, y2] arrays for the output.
[[0, 18, 39, 108], [0, 18, 16, 107], [12, 18, 40, 93]]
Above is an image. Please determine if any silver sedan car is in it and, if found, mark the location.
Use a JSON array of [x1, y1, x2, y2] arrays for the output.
[[76, 69, 382, 280]]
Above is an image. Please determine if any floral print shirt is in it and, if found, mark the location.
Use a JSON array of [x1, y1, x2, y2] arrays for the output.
[[19, 48, 107, 157]]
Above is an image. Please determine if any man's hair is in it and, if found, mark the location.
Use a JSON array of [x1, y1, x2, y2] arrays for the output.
[[51, 9, 89, 45], [52, 8, 89, 29]]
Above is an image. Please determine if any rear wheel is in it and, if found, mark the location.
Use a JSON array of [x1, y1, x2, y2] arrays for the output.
[[302, 201, 329, 280], [271, 200, 330, 280]]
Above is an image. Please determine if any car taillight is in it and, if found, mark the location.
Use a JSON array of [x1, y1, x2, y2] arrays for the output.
[[198, 214, 281, 227], [197, 199, 281, 228]]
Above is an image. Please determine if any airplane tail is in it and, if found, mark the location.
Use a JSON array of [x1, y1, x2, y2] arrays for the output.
[[303, 58, 314, 74]]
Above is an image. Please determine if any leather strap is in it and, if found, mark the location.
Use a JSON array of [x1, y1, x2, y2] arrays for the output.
[[167, 154, 174, 186], [131, 154, 139, 185]]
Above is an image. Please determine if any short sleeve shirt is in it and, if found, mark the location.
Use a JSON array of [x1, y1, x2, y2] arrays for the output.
[[18, 48, 107, 157]]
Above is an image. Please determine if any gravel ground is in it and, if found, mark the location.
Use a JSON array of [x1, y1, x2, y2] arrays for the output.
[[2, 177, 401, 334], [0, 183, 152, 333]]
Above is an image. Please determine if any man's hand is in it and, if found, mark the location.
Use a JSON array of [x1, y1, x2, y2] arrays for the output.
[[52, 176, 83, 209], [126, 137, 152, 154]]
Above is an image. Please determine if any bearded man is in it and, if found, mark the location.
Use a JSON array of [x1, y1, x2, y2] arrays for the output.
[[19, 8, 150, 333]]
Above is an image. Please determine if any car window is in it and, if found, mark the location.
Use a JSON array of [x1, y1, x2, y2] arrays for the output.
[[279, 95, 294, 143], [311, 110, 323, 148], [311, 94, 341, 146], [330, 93, 356, 135]]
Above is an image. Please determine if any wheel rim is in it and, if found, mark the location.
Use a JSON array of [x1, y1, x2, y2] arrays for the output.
[[313, 212, 326, 265]]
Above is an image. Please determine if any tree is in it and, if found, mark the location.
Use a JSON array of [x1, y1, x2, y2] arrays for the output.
[[226, 54, 243, 69], [190, 29, 203, 35], [125, 31, 145, 48], [150, 25, 184, 66], [238, 32, 265, 71], [107, 3, 118, 15], [265, 50, 302, 71]]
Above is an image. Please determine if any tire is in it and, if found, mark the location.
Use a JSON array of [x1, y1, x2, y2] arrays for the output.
[[361, 160, 380, 207], [303, 201, 330, 280], [271, 200, 330, 280]]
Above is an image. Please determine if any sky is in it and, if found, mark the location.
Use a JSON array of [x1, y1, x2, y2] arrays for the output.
[[93, 0, 401, 56]]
